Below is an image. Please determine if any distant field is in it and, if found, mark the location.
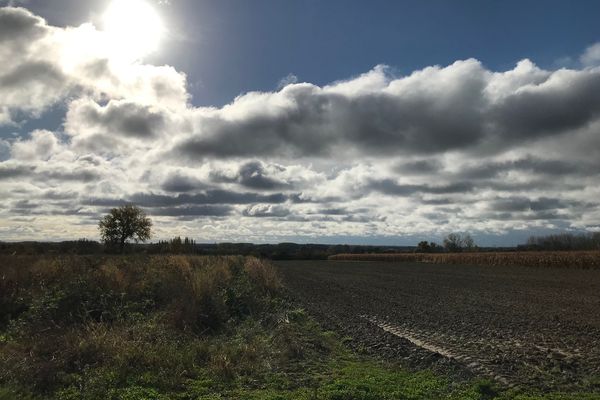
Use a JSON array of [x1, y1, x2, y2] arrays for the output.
[[329, 250, 600, 268]]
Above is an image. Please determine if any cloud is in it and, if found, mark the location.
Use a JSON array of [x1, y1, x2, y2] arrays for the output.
[[489, 197, 576, 213], [242, 204, 291, 218], [11, 130, 60, 161], [83, 190, 294, 209], [1, 5, 599, 242], [395, 159, 443, 175], [277, 73, 298, 89], [0, 6, 46, 48], [453, 156, 590, 181], [161, 171, 207, 192], [0, 7, 188, 125], [167, 59, 600, 161], [0, 163, 34, 180], [65, 98, 190, 154], [581, 42, 600, 67], [210, 161, 291, 190], [151, 205, 233, 217], [368, 179, 474, 196]]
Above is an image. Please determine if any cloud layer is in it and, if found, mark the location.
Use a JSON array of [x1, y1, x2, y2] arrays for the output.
[[1, 6, 599, 244]]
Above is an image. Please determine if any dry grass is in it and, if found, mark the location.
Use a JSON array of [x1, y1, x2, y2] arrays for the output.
[[328, 251, 600, 268], [0, 254, 285, 394]]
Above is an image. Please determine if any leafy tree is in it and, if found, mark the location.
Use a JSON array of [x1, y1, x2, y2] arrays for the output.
[[98, 205, 152, 251]]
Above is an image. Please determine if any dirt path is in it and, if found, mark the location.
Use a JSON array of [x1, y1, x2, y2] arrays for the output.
[[275, 260, 600, 391]]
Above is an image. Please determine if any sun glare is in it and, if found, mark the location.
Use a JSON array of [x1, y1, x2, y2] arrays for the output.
[[102, 0, 165, 62]]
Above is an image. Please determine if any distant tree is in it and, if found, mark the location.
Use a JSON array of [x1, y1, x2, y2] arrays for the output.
[[429, 242, 443, 253], [415, 241, 431, 253], [99, 205, 152, 252], [462, 234, 475, 251], [415, 240, 446, 253], [443, 233, 476, 252], [171, 236, 183, 253], [522, 232, 600, 251]]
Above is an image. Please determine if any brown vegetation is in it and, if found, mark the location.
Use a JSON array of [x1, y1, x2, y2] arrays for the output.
[[0, 255, 286, 396], [328, 250, 600, 268]]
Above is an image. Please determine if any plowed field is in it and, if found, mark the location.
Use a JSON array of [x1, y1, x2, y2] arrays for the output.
[[276, 260, 600, 391]]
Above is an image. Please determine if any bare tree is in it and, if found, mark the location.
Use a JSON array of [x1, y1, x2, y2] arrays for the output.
[[99, 205, 152, 251], [443, 232, 476, 252]]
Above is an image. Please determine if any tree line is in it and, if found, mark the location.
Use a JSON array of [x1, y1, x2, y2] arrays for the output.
[[518, 232, 600, 251], [415, 232, 477, 253], [2, 205, 598, 256]]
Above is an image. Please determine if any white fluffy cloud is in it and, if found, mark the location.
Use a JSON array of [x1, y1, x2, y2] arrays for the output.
[[0, 7, 188, 125], [166, 59, 600, 160], [1, 5, 599, 243]]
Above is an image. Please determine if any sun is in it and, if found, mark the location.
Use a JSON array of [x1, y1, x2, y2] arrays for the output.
[[102, 0, 165, 62]]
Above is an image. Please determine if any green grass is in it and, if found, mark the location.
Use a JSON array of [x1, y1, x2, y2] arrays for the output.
[[1, 254, 599, 399]]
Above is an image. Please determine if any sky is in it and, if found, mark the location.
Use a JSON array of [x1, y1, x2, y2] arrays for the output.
[[1, 0, 600, 246]]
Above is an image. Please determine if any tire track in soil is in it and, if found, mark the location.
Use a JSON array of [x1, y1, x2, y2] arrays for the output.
[[363, 315, 512, 387], [276, 259, 600, 391]]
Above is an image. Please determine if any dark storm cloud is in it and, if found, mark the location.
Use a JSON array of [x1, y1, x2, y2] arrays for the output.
[[210, 161, 289, 190]]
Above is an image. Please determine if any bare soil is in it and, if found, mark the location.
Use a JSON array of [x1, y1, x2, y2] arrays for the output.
[[275, 260, 600, 391]]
